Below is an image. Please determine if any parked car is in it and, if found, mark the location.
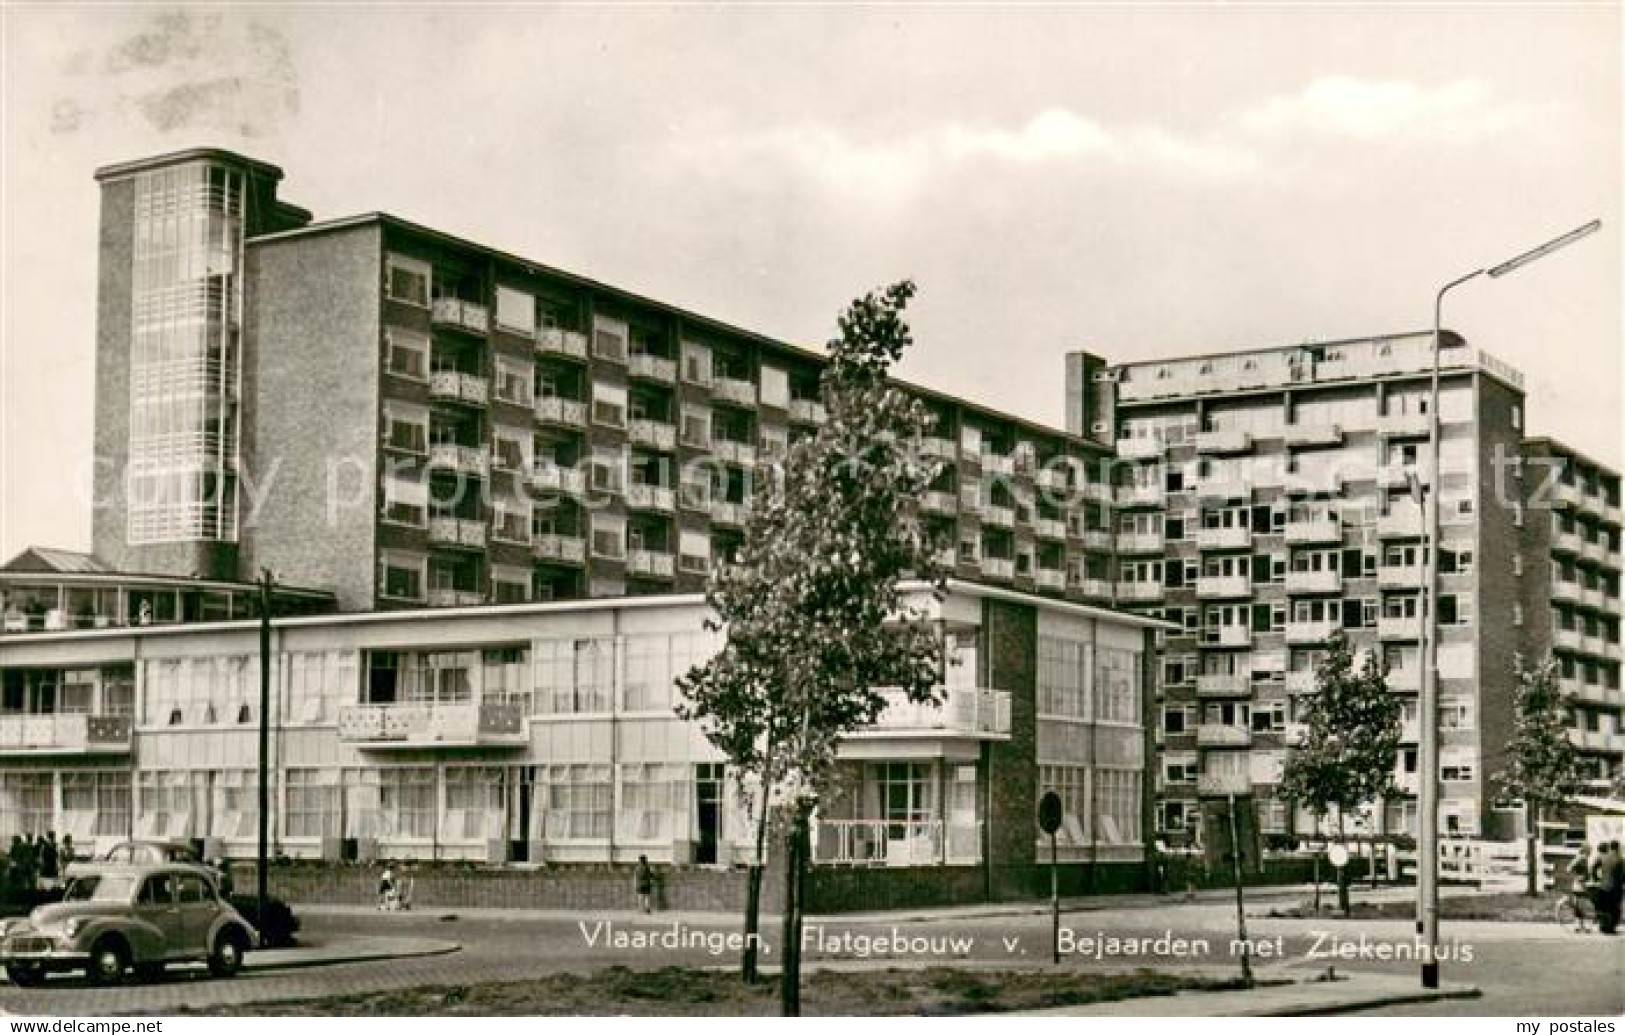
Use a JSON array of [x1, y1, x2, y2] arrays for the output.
[[0, 862, 257, 986], [99, 840, 202, 866]]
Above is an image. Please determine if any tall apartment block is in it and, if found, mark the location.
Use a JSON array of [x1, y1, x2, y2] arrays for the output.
[[1067, 335, 1623, 842], [91, 149, 1120, 614]]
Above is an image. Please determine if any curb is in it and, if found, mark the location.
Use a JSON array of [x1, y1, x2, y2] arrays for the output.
[[247, 938, 461, 973], [1256, 983, 1482, 1017]]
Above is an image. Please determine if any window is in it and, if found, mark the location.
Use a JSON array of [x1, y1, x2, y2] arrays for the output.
[[385, 327, 428, 380], [378, 767, 436, 839], [1441, 758, 1475, 783], [619, 763, 687, 841], [1037, 636, 1087, 718], [591, 514, 626, 560], [544, 764, 613, 839], [592, 382, 627, 427], [1094, 647, 1139, 723], [385, 254, 430, 307], [495, 358, 534, 407], [383, 403, 428, 455], [1164, 756, 1198, 784], [592, 315, 628, 363], [379, 552, 426, 602], [381, 475, 428, 528], [495, 285, 536, 336], [535, 638, 614, 713]]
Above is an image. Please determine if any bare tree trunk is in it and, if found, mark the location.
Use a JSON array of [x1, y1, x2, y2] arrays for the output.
[[1337, 811, 1351, 916], [779, 799, 810, 1016], [741, 759, 774, 984], [1526, 803, 1540, 898]]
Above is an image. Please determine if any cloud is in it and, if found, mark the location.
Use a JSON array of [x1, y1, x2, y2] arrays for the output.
[[1240, 76, 1534, 142]]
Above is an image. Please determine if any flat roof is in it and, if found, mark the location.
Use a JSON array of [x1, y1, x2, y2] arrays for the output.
[[94, 147, 287, 184], [1523, 437, 1621, 480], [247, 212, 1110, 454], [1100, 329, 1457, 372], [0, 570, 333, 599]]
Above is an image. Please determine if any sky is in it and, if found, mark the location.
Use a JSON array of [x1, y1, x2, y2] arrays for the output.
[[1, 3, 1621, 561]]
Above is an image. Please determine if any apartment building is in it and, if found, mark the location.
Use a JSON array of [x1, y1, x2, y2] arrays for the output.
[[1067, 333, 1623, 842], [0, 582, 1159, 894], [91, 148, 1120, 614]]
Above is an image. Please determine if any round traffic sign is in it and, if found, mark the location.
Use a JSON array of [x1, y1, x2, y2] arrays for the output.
[[1038, 791, 1063, 835], [1327, 844, 1350, 868]]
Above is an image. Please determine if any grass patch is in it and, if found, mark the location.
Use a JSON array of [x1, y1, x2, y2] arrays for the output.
[[1265, 891, 1562, 923], [163, 965, 1263, 1016]]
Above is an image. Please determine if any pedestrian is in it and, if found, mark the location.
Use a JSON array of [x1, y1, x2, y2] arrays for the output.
[[1598, 841, 1624, 936], [59, 834, 75, 867], [377, 865, 397, 911], [10, 834, 35, 894], [38, 832, 59, 890], [1567, 844, 1594, 933], [634, 855, 654, 914], [213, 858, 235, 898]]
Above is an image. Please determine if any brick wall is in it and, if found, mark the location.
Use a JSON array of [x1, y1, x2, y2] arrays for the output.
[[982, 596, 1038, 898]]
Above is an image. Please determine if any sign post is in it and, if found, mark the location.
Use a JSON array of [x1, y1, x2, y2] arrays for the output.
[[1038, 791, 1063, 965], [1226, 794, 1254, 989]]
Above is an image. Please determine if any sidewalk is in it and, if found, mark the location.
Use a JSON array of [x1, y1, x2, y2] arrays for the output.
[[1012, 971, 1481, 1017], [246, 935, 460, 973]]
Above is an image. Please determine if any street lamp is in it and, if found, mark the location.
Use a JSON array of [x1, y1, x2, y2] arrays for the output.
[[1417, 219, 1601, 989]]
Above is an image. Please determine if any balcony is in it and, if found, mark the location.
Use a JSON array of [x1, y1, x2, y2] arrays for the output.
[[1078, 529, 1114, 552], [1387, 667, 1421, 692], [533, 534, 587, 565], [920, 436, 957, 460], [530, 464, 585, 496], [1554, 627, 1584, 652], [1195, 574, 1252, 599], [1208, 625, 1253, 648], [982, 504, 1016, 529], [628, 418, 677, 451], [627, 353, 677, 383], [982, 558, 1015, 580], [1285, 569, 1342, 594], [1073, 577, 1114, 600], [1196, 724, 1252, 748], [977, 453, 1015, 478], [1115, 582, 1164, 603], [711, 377, 756, 406], [789, 399, 827, 425], [0, 713, 132, 756], [427, 589, 485, 608], [534, 396, 588, 428], [1378, 564, 1424, 589], [1117, 437, 1163, 460], [428, 443, 489, 479], [1286, 670, 1317, 695], [1081, 482, 1114, 504], [1118, 484, 1165, 507], [1552, 529, 1584, 556], [625, 483, 676, 513], [428, 371, 489, 407], [1284, 422, 1342, 447], [1196, 525, 1251, 551], [1035, 467, 1070, 492], [1284, 517, 1342, 545], [1285, 620, 1341, 645], [708, 500, 749, 527], [1197, 772, 1253, 796], [627, 549, 677, 579], [1034, 517, 1067, 541], [1581, 538, 1610, 565], [1377, 509, 1425, 538], [1116, 531, 1163, 554], [921, 490, 957, 516], [1196, 429, 1252, 454], [1035, 569, 1067, 592], [536, 327, 590, 361], [1193, 479, 1250, 502], [1569, 728, 1619, 753], [337, 702, 526, 749], [1378, 614, 1423, 640], [1377, 411, 1431, 437], [1196, 673, 1251, 697], [1551, 578, 1583, 605], [429, 516, 487, 550], [850, 686, 1012, 740], [1551, 481, 1582, 510], [431, 298, 490, 335], [712, 439, 756, 466]]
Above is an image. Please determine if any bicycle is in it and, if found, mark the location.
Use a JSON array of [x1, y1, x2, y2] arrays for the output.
[[1555, 885, 1598, 932]]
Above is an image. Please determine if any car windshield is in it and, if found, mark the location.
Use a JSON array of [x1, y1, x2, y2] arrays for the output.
[[61, 874, 138, 903]]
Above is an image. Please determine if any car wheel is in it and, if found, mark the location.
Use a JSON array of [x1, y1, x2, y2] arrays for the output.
[[5, 963, 46, 987], [208, 930, 245, 978], [87, 937, 129, 985]]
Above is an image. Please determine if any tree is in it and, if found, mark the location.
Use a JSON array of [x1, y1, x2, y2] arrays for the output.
[[677, 281, 947, 1014], [1494, 654, 1588, 897], [1279, 632, 1402, 914]]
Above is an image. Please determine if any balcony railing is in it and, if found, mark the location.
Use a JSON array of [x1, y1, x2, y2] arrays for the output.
[[337, 702, 526, 748], [1117, 437, 1163, 460], [627, 549, 676, 579], [627, 353, 677, 383], [1078, 529, 1114, 552], [1116, 531, 1162, 554], [0, 713, 133, 755], [1207, 625, 1253, 648], [428, 371, 489, 407], [977, 453, 1014, 477], [533, 534, 587, 565], [1285, 620, 1342, 645], [920, 437, 957, 460], [1196, 526, 1251, 551], [534, 396, 588, 428], [789, 399, 827, 425], [812, 818, 982, 866], [1115, 582, 1164, 603], [628, 419, 677, 451], [1284, 518, 1342, 545], [1284, 422, 1342, 447], [1195, 574, 1251, 599], [429, 516, 487, 550], [1193, 479, 1250, 502], [712, 439, 756, 465], [1073, 577, 1113, 599], [1378, 564, 1424, 589], [1196, 429, 1252, 454], [431, 298, 490, 334], [428, 443, 489, 478], [1196, 724, 1252, 748], [853, 686, 1012, 739], [536, 327, 590, 360], [1551, 481, 1582, 510], [1286, 670, 1317, 694], [626, 484, 676, 513], [1551, 579, 1584, 605], [921, 490, 957, 516], [1286, 569, 1342, 594], [1388, 667, 1422, 692], [982, 505, 1016, 529], [1034, 517, 1067, 541], [1035, 569, 1067, 592], [1118, 484, 1164, 507], [531, 464, 586, 496], [708, 500, 749, 527], [1378, 614, 1423, 640], [1377, 510, 1424, 538], [981, 558, 1015, 580], [1377, 412, 1430, 437], [427, 589, 485, 608], [1196, 673, 1250, 697], [711, 377, 756, 406], [1197, 772, 1252, 796]]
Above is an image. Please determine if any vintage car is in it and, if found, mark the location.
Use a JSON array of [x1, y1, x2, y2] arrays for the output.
[[0, 862, 256, 986]]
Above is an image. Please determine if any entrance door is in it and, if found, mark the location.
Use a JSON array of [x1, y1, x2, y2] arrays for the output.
[[695, 764, 723, 865]]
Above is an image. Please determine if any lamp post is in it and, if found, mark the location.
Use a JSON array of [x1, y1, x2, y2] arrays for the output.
[[1417, 219, 1600, 990], [257, 568, 275, 923]]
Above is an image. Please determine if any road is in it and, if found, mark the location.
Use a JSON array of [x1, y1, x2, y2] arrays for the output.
[[1, 897, 1619, 1015]]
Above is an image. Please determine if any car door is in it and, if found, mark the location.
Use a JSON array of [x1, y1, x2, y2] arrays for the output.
[[174, 873, 216, 957], [135, 873, 183, 959]]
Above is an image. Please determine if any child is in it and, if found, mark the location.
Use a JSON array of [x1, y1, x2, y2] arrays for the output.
[[377, 866, 397, 911], [634, 855, 654, 914]]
